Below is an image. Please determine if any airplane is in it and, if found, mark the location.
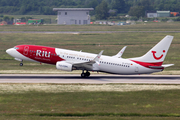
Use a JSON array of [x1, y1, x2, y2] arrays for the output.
[[6, 35, 174, 77]]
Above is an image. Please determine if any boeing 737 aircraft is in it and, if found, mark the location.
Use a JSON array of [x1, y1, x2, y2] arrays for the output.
[[6, 35, 174, 77]]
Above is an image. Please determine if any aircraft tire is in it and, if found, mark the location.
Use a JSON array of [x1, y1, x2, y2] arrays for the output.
[[85, 72, 90, 77], [20, 63, 23, 66], [81, 73, 86, 78]]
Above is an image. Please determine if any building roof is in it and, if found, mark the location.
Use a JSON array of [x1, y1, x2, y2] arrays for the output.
[[157, 11, 170, 13], [53, 8, 94, 11]]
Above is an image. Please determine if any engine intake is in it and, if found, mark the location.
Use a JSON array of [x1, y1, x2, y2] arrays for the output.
[[56, 61, 72, 71]]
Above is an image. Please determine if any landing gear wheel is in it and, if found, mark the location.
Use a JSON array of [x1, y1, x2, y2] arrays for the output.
[[81, 71, 90, 78], [19, 63, 23, 66], [85, 71, 90, 77], [81, 73, 86, 78]]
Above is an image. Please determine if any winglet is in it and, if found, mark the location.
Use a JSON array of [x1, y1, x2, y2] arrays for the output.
[[93, 50, 104, 65], [93, 50, 104, 61], [113, 46, 127, 58]]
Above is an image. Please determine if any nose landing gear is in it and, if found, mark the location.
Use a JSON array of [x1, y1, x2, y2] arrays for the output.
[[19, 60, 23, 66], [19, 63, 23, 66], [81, 70, 90, 78]]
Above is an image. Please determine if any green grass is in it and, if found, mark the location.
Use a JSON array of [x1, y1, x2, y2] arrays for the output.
[[1, 90, 180, 119], [1, 22, 180, 31]]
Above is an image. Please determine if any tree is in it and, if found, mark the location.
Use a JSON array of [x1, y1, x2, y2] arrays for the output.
[[85, 0, 99, 15], [111, 0, 126, 13], [95, 0, 109, 20], [128, 6, 145, 18], [0, 0, 7, 6], [19, 6, 26, 14], [137, 0, 153, 11], [176, 16, 180, 21], [86, 0, 98, 9], [10, 16, 14, 21], [3, 16, 10, 21]]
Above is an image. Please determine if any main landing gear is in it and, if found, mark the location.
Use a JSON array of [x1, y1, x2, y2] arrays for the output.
[[81, 70, 90, 78]]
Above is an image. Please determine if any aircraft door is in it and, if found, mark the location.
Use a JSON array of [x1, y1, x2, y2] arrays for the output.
[[23, 46, 29, 55], [135, 65, 139, 73]]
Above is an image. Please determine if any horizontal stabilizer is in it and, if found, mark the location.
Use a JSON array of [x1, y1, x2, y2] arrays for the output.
[[149, 64, 174, 69], [162, 64, 174, 68], [149, 66, 164, 69]]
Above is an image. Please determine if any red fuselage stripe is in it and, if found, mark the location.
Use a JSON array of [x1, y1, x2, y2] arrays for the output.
[[16, 45, 64, 64], [131, 60, 163, 69]]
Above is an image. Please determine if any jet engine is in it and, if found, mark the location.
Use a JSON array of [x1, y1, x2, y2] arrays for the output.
[[56, 61, 72, 71]]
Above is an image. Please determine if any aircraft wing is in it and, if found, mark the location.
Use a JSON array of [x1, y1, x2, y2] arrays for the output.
[[67, 50, 104, 71], [112, 46, 127, 58]]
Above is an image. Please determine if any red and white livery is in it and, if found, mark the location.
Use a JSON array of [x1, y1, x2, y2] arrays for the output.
[[6, 35, 174, 77]]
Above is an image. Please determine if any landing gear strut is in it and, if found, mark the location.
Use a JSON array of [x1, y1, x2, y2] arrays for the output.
[[81, 70, 90, 78]]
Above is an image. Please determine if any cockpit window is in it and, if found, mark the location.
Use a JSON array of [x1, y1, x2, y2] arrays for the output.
[[13, 47, 19, 50]]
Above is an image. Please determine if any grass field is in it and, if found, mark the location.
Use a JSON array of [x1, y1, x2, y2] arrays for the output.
[[0, 84, 180, 120], [1, 22, 180, 32]]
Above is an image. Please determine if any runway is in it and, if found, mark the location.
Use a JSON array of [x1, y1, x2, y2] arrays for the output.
[[0, 74, 180, 84]]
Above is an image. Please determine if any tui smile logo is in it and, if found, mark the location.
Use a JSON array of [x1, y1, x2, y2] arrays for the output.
[[152, 50, 165, 60]]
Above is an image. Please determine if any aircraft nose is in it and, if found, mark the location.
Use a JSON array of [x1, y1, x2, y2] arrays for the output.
[[6, 48, 14, 55]]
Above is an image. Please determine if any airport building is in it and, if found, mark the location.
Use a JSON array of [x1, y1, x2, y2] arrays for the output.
[[146, 11, 157, 18], [53, 8, 94, 25], [146, 11, 171, 18], [157, 11, 170, 17]]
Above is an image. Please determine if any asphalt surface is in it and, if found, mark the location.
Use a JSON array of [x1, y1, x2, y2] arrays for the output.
[[0, 74, 180, 84]]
